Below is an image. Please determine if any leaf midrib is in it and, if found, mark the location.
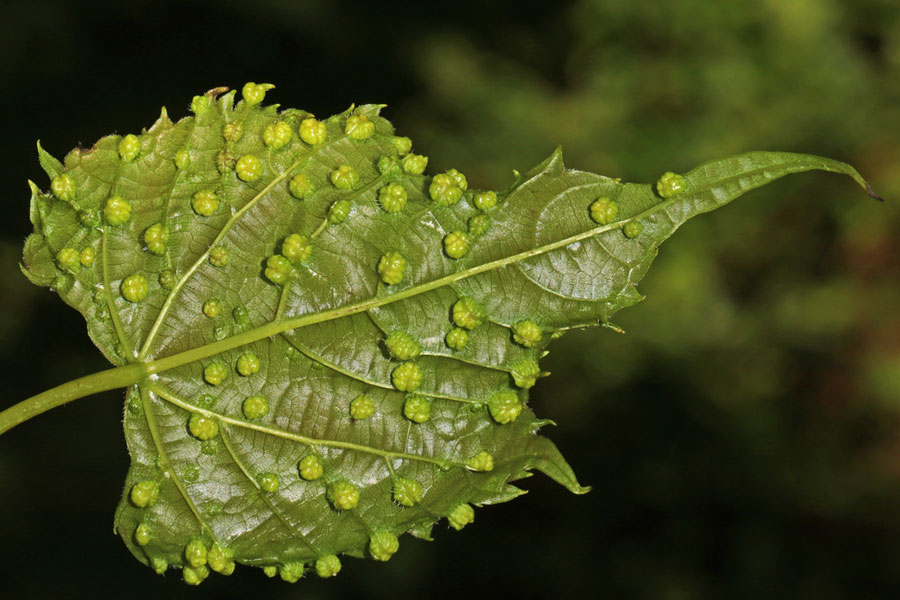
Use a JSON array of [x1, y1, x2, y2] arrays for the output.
[[127, 152, 868, 395], [140, 189, 643, 378]]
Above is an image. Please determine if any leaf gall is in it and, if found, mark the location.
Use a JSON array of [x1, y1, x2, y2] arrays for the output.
[[350, 394, 375, 420], [188, 413, 219, 440], [656, 171, 686, 198], [377, 251, 407, 285], [328, 480, 360, 511], [403, 394, 430, 423], [392, 363, 423, 392], [121, 274, 149, 303]]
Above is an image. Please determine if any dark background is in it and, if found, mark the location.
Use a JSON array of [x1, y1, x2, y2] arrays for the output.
[[1, 0, 899, 598]]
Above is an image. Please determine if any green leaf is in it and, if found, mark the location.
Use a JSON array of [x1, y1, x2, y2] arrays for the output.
[[18, 84, 875, 583], [36, 140, 65, 179]]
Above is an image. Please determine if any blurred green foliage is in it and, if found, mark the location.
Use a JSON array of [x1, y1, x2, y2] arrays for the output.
[[0, 0, 898, 598]]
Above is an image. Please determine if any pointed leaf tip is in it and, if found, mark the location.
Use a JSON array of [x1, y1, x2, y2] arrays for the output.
[[36, 141, 64, 179]]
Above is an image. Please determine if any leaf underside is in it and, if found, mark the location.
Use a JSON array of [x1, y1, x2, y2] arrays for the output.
[[21, 84, 873, 583]]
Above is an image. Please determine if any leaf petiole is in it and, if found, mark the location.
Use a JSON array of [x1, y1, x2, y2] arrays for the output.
[[0, 362, 148, 436]]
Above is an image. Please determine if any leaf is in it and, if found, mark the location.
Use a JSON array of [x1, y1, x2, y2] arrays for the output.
[[19, 84, 875, 584]]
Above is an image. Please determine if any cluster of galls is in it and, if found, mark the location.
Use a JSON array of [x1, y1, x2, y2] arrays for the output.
[[49, 167, 154, 301], [261, 121, 420, 286], [254, 113, 502, 291], [381, 318, 537, 426], [159, 316, 491, 583], [587, 171, 687, 238], [96, 81, 688, 585], [46, 112, 238, 305]]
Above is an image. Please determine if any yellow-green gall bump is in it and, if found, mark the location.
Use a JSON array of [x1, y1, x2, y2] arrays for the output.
[[402, 153, 428, 175], [392, 136, 412, 155], [445, 327, 469, 351], [328, 480, 360, 511], [315, 555, 342, 578], [202, 299, 221, 318], [209, 246, 229, 267], [446, 168, 468, 190], [656, 171, 686, 198], [236, 352, 261, 376], [289, 173, 314, 199], [282, 234, 312, 263], [243, 395, 269, 419], [263, 120, 293, 149], [369, 531, 399, 562], [79, 247, 95, 267], [328, 199, 352, 223], [393, 477, 423, 507], [190, 95, 211, 115], [121, 274, 149, 303], [345, 114, 375, 139], [512, 320, 542, 347], [510, 358, 541, 389], [217, 150, 236, 172], [242, 82, 274, 106], [203, 362, 228, 386], [589, 197, 619, 225], [377, 251, 407, 285], [280, 562, 305, 583], [218, 150, 236, 172], [350, 394, 375, 419], [377, 155, 401, 176], [443, 231, 470, 259], [259, 472, 280, 493], [378, 183, 407, 213], [330, 164, 359, 190], [134, 524, 151, 546], [299, 117, 327, 145], [236, 154, 263, 182], [403, 394, 430, 423], [222, 122, 243, 142], [264, 254, 293, 285], [189, 413, 219, 440], [207, 543, 235, 575], [452, 296, 485, 330], [183, 565, 209, 586], [192, 190, 219, 216], [448, 503, 475, 530], [466, 451, 494, 472], [298, 454, 324, 480], [105, 196, 131, 226], [118, 134, 141, 162], [50, 174, 76, 202], [174, 149, 191, 169], [159, 269, 176, 290], [56, 248, 81, 274], [152, 558, 168, 575], [473, 191, 498, 211], [130, 480, 159, 507], [429, 173, 464, 206], [185, 539, 208, 568], [385, 331, 421, 361], [468, 214, 491, 236], [623, 221, 643, 239], [392, 362, 423, 392], [217, 151, 236, 173], [488, 390, 523, 424], [144, 223, 169, 255]]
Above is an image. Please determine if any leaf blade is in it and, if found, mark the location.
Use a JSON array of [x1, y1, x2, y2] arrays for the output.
[[19, 85, 875, 583]]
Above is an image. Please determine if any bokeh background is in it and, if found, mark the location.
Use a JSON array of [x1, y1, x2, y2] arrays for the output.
[[0, 0, 898, 598]]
